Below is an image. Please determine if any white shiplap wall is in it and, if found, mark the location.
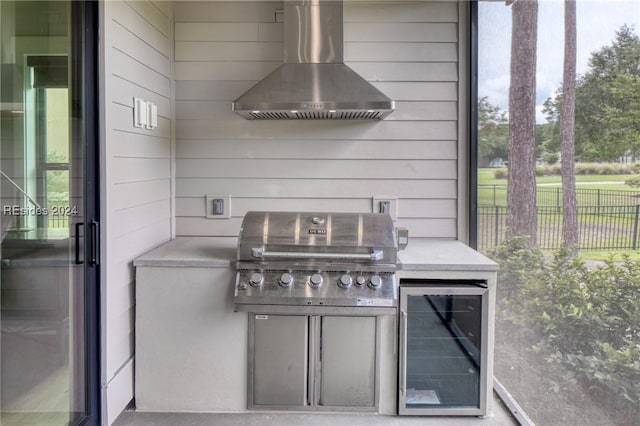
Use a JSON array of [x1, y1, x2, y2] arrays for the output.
[[100, 1, 172, 424], [173, 0, 463, 239]]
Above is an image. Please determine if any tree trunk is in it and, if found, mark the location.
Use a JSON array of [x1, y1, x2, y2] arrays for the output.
[[507, 0, 538, 246], [561, 0, 578, 252]]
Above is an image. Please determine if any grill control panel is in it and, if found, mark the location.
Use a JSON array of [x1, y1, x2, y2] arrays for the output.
[[235, 270, 397, 307]]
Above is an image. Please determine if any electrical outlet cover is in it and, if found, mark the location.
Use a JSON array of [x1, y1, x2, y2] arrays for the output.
[[205, 195, 231, 219], [372, 196, 397, 220]]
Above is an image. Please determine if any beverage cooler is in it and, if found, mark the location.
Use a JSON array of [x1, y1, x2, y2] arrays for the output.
[[398, 280, 490, 416]]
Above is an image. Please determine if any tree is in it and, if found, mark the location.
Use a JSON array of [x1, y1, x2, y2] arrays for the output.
[[478, 97, 509, 166], [561, 0, 578, 251], [506, 0, 538, 246], [577, 25, 640, 161], [542, 25, 640, 162], [576, 25, 640, 161], [598, 73, 640, 161], [541, 95, 561, 160]]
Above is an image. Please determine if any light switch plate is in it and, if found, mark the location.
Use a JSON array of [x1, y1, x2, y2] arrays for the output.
[[133, 97, 147, 128], [146, 102, 158, 130], [206, 195, 231, 219], [372, 196, 397, 221]]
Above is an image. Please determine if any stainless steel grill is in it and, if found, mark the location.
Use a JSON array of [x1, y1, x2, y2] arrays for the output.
[[233, 211, 402, 312]]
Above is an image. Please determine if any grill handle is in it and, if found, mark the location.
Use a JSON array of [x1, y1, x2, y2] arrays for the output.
[[251, 248, 383, 261]]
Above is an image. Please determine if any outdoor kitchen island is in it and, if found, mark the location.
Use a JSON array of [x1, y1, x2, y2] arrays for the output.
[[133, 237, 497, 416]]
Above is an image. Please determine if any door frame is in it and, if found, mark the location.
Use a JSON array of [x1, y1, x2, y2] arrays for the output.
[[71, 0, 101, 424]]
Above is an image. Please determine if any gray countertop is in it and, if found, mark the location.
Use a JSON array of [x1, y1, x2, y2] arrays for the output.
[[133, 237, 498, 272], [133, 237, 236, 268], [397, 239, 498, 272]]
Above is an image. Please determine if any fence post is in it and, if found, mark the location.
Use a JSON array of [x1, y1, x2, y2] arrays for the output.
[[494, 205, 500, 247], [633, 205, 640, 250]]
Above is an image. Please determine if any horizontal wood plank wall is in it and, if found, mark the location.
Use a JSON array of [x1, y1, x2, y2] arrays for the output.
[[102, 1, 172, 423], [174, 1, 459, 238]]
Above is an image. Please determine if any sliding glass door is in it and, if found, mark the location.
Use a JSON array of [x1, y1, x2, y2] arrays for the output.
[[0, 1, 99, 424]]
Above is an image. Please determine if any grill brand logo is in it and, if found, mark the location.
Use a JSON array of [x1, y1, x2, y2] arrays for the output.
[[308, 228, 327, 235]]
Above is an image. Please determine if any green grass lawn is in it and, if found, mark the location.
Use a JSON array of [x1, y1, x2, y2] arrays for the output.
[[478, 167, 636, 186], [577, 249, 640, 262], [478, 168, 639, 206]]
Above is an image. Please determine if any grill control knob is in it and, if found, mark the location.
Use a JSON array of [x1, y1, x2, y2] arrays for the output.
[[369, 275, 383, 289], [338, 274, 353, 288], [249, 272, 264, 287], [279, 273, 293, 288], [309, 274, 323, 288], [355, 276, 367, 286]]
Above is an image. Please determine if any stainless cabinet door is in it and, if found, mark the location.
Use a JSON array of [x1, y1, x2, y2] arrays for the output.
[[252, 314, 308, 406], [319, 316, 376, 407]]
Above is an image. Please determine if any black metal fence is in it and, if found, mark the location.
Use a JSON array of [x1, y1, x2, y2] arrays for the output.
[[478, 204, 640, 251], [480, 185, 640, 208], [48, 214, 69, 229]]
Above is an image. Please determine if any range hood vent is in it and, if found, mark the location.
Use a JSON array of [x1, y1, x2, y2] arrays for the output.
[[232, 0, 395, 120]]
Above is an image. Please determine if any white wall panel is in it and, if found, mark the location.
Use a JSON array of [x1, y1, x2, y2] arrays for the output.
[[175, 138, 457, 159], [347, 62, 458, 82], [176, 159, 456, 179], [373, 82, 458, 101], [175, 22, 283, 41], [176, 178, 457, 199], [176, 80, 256, 100], [344, 1, 457, 22], [110, 1, 171, 56], [345, 22, 457, 42], [102, 1, 173, 423], [110, 22, 171, 75], [111, 158, 171, 184], [344, 42, 457, 62], [110, 75, 171, 116], [110, 49, 171, 97], [174, 1, 282, 22], [176, 119, 457, 140], [110, 179, 171, 211], [126, 0, 171, 36], [110, 103, 171, 136], [176, 197, 457, 219], [173, 1, 462, 240], [174, 61, 280, 81], [111, 132, 171, 159], [175, 41, 283, 61]]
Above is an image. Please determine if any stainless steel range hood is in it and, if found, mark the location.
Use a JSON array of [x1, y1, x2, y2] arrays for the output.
[[232, 0, 395, 120]]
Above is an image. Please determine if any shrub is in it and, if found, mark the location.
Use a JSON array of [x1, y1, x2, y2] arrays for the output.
[[490, 240, 640, 417], [493, 168, 508, 179], [533, 162, 638, 176], [626, 175, 640, 188]]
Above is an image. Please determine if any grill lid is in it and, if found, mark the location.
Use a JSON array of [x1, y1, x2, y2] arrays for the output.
[[237, 211, 398, 267]]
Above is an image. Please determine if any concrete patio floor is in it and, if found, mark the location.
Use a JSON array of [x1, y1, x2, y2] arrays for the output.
[[112, 392, 518, 426]]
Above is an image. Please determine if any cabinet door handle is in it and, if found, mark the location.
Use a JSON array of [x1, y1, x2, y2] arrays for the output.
[[74, 222, 84, 265], [400, 310, 407, 397]]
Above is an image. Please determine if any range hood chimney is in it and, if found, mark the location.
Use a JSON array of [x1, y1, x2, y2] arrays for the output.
[[232, 0, 395, 120]]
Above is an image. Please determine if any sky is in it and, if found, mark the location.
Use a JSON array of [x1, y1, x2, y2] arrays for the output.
[[478, 0, 640, 123]]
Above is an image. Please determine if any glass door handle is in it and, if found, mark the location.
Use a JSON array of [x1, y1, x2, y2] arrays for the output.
[[75, 222, 84, 264], [89, 220, 100, 266]]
